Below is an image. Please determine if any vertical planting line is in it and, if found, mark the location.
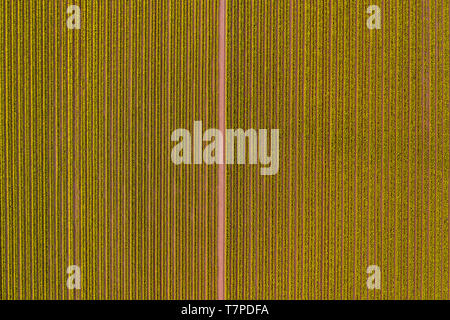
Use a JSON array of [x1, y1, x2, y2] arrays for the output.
[[218, 0, 226, 300]]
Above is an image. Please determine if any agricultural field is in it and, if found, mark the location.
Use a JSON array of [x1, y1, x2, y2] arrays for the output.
[[0, 0, 449, 300]]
